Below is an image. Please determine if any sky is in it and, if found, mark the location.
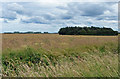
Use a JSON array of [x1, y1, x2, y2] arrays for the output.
[[0, 1, 118, 33]]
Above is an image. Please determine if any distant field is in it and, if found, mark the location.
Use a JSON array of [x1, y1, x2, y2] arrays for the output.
[[2, 34, 118, 77], [2, 34, 118, 50]]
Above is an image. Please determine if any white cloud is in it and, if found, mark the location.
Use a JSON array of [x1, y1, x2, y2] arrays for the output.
[[1, 2, 118, 33], [0, 0, 119, 2]]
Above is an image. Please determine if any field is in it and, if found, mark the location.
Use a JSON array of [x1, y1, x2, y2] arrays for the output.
[[2, 34, 118, 77]]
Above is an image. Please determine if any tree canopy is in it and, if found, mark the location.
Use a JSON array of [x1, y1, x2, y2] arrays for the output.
[[58, 26, 118, 35]]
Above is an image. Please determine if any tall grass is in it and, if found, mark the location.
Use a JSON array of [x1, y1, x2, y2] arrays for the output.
[[2, 43, 118, 77]]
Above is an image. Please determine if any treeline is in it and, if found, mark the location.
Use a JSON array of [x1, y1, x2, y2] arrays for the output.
[[3, 31, 56, 34], [58, 26, 118, 35]]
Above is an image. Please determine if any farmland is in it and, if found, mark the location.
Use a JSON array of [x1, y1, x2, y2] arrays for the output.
[[2, 34, 118, 77]]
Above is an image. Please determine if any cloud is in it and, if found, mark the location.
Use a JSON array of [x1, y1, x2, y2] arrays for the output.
[[2, 10, 17, 20], [80, 4, 106, 16], [1, 2, 118, 32], [42, 13, 56, 20], [4, 19, 8, 23], [61, 15, 73, 20], [21, 16, 50, 24], [96, 16, 117, 21], [6, 3, 24, 13], [62, 2, 116, 17]]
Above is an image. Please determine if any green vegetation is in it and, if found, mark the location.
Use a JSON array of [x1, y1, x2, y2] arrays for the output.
[[4, 31, 43, 34], [58, 26, 118, 35], [2, 34, 118, 77], [2, 42, 118, 77]]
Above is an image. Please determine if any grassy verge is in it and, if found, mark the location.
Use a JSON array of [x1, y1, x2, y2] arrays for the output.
[[2, 43, 118, 77]]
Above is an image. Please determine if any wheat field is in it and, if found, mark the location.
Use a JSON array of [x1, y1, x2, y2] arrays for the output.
[[2, 34, 118, 77]]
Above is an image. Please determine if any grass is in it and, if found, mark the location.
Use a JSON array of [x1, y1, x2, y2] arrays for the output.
[[2, 34, 118, 77]]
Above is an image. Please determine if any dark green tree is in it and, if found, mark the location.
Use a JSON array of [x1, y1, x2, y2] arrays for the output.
[[58, 26, 118, 35]]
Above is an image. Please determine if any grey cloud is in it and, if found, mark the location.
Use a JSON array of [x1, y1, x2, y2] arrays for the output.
[[21, 16, 50, 24], [2, 2, 118, 32], [61, 15, 73, 20], [4, 19, 8, 23], [2, 10, 17, 20], [4, 3, 33, 17], [43, 14, 56, 20], [66, 2, 109, 17], [56, 6, 68, 10], [96, 16, 117, 20]]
